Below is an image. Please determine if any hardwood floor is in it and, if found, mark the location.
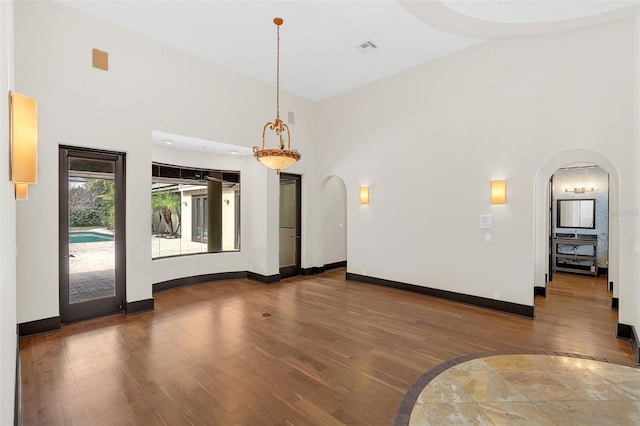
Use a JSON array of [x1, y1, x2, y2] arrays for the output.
[[20, 269, 634, 425]]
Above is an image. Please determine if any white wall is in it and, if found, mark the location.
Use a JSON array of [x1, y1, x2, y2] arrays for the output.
[[632, 13, 640, 335], [316, 18, 636, 314], [0, 2, 17, 423], [14, 0, 317, 323]]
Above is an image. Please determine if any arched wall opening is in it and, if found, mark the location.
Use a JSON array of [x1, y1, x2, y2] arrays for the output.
[[320, 175, 347, 268], [534, 150, 620, 300]]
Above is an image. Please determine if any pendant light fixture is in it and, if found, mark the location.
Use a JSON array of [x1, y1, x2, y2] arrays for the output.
[[253, 17, 301, 174]]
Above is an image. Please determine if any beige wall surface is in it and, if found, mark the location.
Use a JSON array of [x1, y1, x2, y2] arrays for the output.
[[0, 1, 17, 424]]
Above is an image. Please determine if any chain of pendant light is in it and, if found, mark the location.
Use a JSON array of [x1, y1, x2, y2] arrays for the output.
[[275, 18, 281, 122]]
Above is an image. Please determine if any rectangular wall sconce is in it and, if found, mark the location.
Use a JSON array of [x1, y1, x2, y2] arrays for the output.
[[491, 180, 506, 204], [10, 92, 38, 200], [360, 186, 369, 205]]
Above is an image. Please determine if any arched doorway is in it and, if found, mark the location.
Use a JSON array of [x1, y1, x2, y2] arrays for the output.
[[533, 150, 620, 306], [320, 176, 347, 270]]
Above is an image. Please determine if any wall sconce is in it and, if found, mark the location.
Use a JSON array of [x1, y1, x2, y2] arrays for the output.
[[491, 180, 506, 204], [360, 186, 369, 205], [10, 92, 38, 200]]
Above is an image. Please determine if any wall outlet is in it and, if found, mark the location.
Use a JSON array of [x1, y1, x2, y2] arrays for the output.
[[494, 291, 500, 300]]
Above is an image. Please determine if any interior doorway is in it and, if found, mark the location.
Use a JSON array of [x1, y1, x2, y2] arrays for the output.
[[59, 146, 126, 323], [279, 173, 301, 278], [321, 176, 347, 268]]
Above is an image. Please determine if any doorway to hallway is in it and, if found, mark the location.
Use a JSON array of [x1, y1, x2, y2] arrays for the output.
[[536, 273, 622, 355], [540, 164, 615, 340]]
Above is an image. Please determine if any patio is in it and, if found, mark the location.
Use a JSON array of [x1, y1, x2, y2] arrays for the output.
[[66, 236, 209, 304]]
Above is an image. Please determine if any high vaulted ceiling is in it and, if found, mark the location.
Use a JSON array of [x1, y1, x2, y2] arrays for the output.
[[59, 0, 639, 102]]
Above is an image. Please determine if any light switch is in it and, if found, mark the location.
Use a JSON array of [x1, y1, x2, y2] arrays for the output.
[[485, 233, 491, 242]]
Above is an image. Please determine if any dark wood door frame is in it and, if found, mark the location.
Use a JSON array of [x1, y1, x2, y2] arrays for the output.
[[59, 146, 126, 323], [548, 175, 553, 283], [279, 173, 301, 278]]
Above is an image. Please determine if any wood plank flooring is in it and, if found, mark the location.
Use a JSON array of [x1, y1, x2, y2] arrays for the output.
[[20, 270, 634, 425]]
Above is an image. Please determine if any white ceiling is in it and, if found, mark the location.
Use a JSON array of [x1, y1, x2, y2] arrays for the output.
[[60, 0, 639, 102], [58, 0, 639, 152], [441, 1, 639, 24], [152, 130, 253, 156]]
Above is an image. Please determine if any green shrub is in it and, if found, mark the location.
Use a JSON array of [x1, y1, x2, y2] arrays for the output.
[[70, 209, 102, 227]]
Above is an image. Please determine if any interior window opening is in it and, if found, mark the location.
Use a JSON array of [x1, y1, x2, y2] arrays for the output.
[[151, 162, 240, 258]]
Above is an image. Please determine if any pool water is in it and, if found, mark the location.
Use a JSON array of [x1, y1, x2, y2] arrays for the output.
[[69, 232, 114, 243]]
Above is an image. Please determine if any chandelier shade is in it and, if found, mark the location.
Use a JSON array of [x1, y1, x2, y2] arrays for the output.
[[253, 17, 301, 174]]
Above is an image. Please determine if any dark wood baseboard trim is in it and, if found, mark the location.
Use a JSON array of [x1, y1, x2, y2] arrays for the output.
[[302, 267, 320, 276], [611, 297, 619, 310], [302, 261, 347, 276], [247, 271, 281, 284], [324, 260, 347, 271], [18, 316, 61, 337], [617, 323, 632, 339], [153, 271, 248, 293], [633, 326, 640, 366], [534, 286, 546, 298], [616, 323, 639, 365], [608, 281, 614, 292], [347, 273, 535, 318], [126, 299, 154, 315], [15, 330, 20, 426]]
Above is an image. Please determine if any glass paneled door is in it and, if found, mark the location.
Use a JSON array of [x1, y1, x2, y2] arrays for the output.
[[192, 195, 208, 243], [279, 173, 301, 278], [59, 147, 126, 323]]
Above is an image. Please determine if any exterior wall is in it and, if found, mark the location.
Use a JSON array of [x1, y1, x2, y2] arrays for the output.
[[222, 187, 237, 251]]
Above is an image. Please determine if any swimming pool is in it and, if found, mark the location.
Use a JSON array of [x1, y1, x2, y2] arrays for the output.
[[69, 232, 114, 243]]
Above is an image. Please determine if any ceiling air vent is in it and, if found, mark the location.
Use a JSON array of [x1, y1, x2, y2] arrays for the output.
[[356, 41, 377, 53]]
